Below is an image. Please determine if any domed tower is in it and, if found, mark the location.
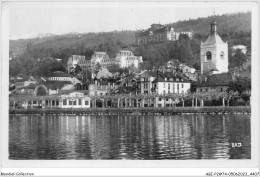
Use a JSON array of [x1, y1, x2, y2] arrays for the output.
[[200, 21, 228, 75]]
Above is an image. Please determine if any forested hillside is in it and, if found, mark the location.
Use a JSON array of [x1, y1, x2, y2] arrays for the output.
[[168, 12, 251, 34], [9, 12, 251, 77]]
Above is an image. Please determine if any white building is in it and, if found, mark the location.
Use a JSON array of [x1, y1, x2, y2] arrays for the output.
[[200, 21, 228, 75], [20, 91, 91, 109], [60, 91, 91, 109], [15, 75, 36, 88], [152, 72, 191, 95], [135, 24, 193, 45], [196, 21, 234, 94], [116, 50, 143, 68], [90, 52, 112, 70], [67, 55, 88, 73], [152, 72, 191, 107], [67, 51, 143, 73], [46, 71, 81, 84], [47, 71, 72, 81], [182, 65, 196, 74], [88, 79, 117, 96], [136, 71, 157, 94], [232, 45, 247, 55]]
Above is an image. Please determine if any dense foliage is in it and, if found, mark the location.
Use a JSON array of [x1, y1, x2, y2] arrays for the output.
[[9, 12, 251, 78]]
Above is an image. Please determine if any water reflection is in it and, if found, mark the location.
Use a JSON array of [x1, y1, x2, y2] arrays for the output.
[[9, 114, 251, 160]]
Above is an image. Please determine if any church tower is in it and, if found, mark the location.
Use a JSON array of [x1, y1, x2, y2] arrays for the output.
[[200, 21, 228, 75]]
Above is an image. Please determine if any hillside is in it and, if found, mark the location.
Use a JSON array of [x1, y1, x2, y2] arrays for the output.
[[10, 12, 251, 56], [10, 31, 135, 57], [9, 12, 251, 77], [168, 12, 251, 34]]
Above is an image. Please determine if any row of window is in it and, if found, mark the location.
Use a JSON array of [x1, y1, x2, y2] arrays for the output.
[[16, 82, 25, 86], [198, 87, 224, 92], [206, 51, 225, 61], [49, 77, 70, 81], [63, 99, 89, 106], [164, 78, 183, 82], [143, 83, 149, 89], [141, 78, 150, 82], [161, 90, 183, 94], [117, 52, 133, 57], [163, 83, 184, 89]]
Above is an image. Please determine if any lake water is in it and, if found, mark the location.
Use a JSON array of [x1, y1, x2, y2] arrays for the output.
[[9, 114, 251, 159]]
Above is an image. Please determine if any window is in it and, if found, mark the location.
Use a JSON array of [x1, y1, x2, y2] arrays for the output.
[[168, 83, 170, 89], [182, 84, 184, 88], [220, 88, 223, 92], [200, 89, 202, 92], [163, 90, 166, 94], [63, 99, 67, 105], [78, 99, 81, 105], [177, 84, 179, 89], [206, 51, 212, 61], [220, 51, 224, 59], [69, 100, 73, 105], [85, 100, 89, 105], [206, 89, 208, 92], [159, 98, 162, 101]]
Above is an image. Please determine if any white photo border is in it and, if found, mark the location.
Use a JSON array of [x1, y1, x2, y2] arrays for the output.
[[1, 1, 259, 176]]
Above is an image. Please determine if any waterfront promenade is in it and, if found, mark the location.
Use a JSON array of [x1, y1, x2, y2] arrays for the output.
[[9, 106, 251, 115]]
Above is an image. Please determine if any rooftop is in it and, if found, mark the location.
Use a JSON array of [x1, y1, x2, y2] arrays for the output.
[[202, 33, 225, 45], [152, 72, 190, 83], [15, 75, 36, 82], [47, 71, 71, 78], [94, 51, 107, 55], [196, 73, 235, 87], [44, 81, 73, 90]]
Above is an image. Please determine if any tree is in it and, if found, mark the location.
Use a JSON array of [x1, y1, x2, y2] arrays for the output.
[[107, 64, 121, 73], [229, 49, 247, 68], [9, 59, 25, 76], [193, 63, 200, 70], [94, 63, 102, 73], [178, 34, 194, 62], [84, 48, 94, 59], [74, 64, 82, 76], [49, 61, 67, 73], [227, 77, 251, 95]]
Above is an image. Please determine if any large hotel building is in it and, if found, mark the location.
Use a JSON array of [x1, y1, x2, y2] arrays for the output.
[[67, 50, 143, 73], [135, 24, 192, 45]]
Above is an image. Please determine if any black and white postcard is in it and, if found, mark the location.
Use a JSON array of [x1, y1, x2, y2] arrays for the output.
[[1, 1, 259, 176]]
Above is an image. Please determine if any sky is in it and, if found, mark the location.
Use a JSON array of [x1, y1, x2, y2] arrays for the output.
[[7, 2, 254, 40]]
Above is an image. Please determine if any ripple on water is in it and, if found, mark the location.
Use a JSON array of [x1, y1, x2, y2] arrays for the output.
[[9, 114, 251, 160]]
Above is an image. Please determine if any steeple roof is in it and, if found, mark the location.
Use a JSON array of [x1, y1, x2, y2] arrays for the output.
[[203, 21, 225, 45], [203, 33, 225, 45]]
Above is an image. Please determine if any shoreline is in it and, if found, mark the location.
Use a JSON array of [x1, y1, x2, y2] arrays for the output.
[[9, 106, 251, 115]]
